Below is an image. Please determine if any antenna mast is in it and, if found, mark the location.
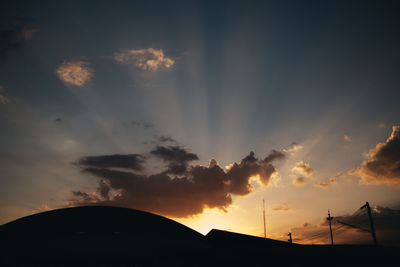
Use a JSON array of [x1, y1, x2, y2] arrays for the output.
[[263, 199, 266, 238]]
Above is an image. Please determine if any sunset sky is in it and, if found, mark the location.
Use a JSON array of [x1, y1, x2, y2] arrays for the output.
[[1, 0, 399, 245]]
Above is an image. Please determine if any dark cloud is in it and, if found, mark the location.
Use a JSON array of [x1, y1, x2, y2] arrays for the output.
[[72, 149, 284, 217], [151, 146, 198, 163], [263, 149, 286, 163], [78, 154, 146, 171], [350, 126, 400, 186], [225, 151, 277, 195], [151, 146, 198, 175], [0, 17, 38, 62]]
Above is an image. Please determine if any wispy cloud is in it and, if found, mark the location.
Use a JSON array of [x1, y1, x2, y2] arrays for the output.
[[314, 181, 329, 189], [0, 85, 9, 103], [283, 142, 303, 153], [0, 17, 38, 62], [114, 48, 174, 70], [349, 126, 400, 186], [55, 60, 93, 87], [292, 177, 306, 187], [344, 135, 352, 142], [272, 203, 292, 212]]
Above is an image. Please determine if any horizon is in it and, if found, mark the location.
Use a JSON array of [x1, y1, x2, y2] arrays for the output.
[[1, 0, 399, 247]]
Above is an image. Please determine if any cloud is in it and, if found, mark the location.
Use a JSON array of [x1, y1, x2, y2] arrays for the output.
[[314, 181, 328, 189], [283, 142, 303, 153], [0, 94, 9, 104], [292, 161, 314, 177], [0, 17, 38, 62], [350, 126, 400, 186], [78, 154, 146, 171], [328, 171, 344, 184], [263, 149, 286, 163], [292, 177, 306, 186], [55, 60, 93, 87], [72, 149, 285, 218], [114, 48, 174, 70], [132, 121, 153, 129], [272, 203, 292, 212], [156, 135, 176, 143], [151, 145, 199, 175], [34, 204, 51, 213], [344, 135, 352, 142], [0, 85, 9, 103]]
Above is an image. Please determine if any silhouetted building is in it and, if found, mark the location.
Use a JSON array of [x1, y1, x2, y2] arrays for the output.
[[0, 206, 396, 266]]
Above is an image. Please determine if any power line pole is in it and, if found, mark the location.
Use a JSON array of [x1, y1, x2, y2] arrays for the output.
[[263, 199, 266, 238], [361, 201, 377, 246], [288, 232, 292, 244], [326, 210, 334, 245]]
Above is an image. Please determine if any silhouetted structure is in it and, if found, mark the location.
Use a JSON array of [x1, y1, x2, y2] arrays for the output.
[[0, 206, 396, 266], [361, 201, 378, 246]]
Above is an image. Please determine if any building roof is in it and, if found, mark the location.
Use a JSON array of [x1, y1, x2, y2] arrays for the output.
[[0, 206, 203, 241]]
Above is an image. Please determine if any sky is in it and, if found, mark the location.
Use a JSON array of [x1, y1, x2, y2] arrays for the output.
[[1, 0, 400, 246]]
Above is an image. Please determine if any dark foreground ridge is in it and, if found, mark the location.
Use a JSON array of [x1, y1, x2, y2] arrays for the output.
[[0, 206, 396, 266]]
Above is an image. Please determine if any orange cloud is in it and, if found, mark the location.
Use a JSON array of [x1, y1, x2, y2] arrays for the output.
[[114, 48, 174, 70], [292, 161, 314, 177], [271, 203, 292, 212], [56, 60, 93, 87], [350, 126, 400, 186], [292, 177, 306, 186], [314, 181, 328, 189]]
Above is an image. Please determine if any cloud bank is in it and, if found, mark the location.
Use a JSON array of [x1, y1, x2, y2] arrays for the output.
[[350, 126, 400, 186], [114, 48, 174, 70], [71, 145, 291, 218]]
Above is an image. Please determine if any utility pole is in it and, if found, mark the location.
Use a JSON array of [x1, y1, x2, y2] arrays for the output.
[[263, 199, 266, 238], [361, 202, 377, 246], [326, 210, 334, 246], [288, 232, 292, 244]]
